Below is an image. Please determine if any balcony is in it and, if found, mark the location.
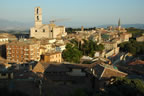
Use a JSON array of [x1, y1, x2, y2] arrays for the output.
[[7, 52, 11, 54], [24, 49, 29, 51], [24, 58, 29, 60], [30, 49, 33, 51], [24, 54, 29, 55], [7, 57, 11, 59], [7, 48, 11, 50]]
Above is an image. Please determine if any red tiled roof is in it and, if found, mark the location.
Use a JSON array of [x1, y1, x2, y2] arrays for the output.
[[129, 60, 144, 65]]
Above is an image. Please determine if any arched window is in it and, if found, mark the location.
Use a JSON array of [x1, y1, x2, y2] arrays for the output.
[[37, 16, 39, 20], [51, 28, 53, 32], [37, 8, 39, 14], [43, 29, 45, 32]]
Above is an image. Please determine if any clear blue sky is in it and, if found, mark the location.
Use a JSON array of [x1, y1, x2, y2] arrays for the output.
[[0, 0, 144, 27]]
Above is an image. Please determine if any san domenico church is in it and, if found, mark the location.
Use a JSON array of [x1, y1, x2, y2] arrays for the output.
[[30, 7, 67, 39]]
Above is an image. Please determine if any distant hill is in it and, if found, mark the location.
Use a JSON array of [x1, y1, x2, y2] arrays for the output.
[[97, 24, 144, 29], [0, 19, 144, 31], [0, 19, 32, 31], [122, 24, 144, 29]]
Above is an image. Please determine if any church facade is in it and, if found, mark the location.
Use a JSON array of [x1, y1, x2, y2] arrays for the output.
[[30, 7, 67, 39]]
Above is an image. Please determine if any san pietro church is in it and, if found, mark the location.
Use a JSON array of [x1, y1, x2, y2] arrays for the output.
[[30, 7, 67, 39]]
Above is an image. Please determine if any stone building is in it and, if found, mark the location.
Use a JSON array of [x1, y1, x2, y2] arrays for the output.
[[30, 7, 67, 39], [102, 42, 118, 51], [81, 26, 84, 31], [120, 33, 132, 42], [136, 35, 144, 42]]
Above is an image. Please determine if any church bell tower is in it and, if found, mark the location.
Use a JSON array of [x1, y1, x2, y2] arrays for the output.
[[118, 18, 121, 27], [118, 18, 121, 30], [35, 7, 42, 27]]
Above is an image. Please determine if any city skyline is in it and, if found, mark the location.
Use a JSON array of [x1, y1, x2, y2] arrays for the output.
[[0, 0, 144, 27]]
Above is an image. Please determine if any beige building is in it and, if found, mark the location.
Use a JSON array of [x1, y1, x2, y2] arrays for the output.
[[41, 52, 62, 63], [120, 33, 132, 42], [104, 47, 120, 58], [89, 31, 102, 44], [40, 43, 53, 55], [102, 42, 118, 51], [0, 36, 8, 44], [136, 35, 144, 42], [6, 40, 40, 63], [30, 7, 67, 39], [0, 33, 17, 41]]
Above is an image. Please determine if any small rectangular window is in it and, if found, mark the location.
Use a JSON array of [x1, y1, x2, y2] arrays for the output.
[[35, 30, 37, 32], [1, 73, 6, 76], [43, 29, 45, 32]]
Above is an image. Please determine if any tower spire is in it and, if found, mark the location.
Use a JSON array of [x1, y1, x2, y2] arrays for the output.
[[118, 18, 121, 27]]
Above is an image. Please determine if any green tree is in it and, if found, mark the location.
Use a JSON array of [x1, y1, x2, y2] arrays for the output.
[[62, 43, 82, 63], [119, 39, 144, 55], [95, 77, 144, 96], [81, 40, 104, 57], [127, 27, 144, 39]]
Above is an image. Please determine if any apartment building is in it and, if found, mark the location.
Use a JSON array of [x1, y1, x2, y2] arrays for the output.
[[0, 36, 9, 57], [0, 36, 8, 44], [6, 41, 40, 63]]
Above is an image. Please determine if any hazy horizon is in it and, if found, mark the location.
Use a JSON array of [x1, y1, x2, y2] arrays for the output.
[[0, 0, 144, 27]]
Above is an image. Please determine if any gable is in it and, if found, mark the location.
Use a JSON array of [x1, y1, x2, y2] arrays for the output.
[[32, 63, 45, 73], [100, 68, 127, 79]]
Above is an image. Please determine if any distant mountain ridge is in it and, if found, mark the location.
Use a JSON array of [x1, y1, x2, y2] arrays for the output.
[[0, 19, 144, 31], [97, 24, 144, 29], [0, 19, 32, 31]]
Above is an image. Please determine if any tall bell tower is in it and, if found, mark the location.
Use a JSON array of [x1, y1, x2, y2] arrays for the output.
[[118, 18, 121, 30], [35, 7, 42, 27], [118, 18, 121, 27]]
